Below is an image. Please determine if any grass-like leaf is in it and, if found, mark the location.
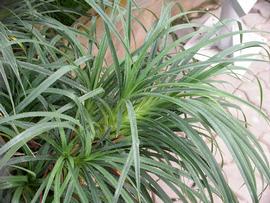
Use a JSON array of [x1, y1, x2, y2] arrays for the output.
[[0, 0, 270, 202]]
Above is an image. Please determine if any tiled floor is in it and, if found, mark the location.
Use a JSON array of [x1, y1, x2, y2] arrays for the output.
[[212, 63, 270, 203], [218, 1, 270, 202], [185, 1, 270, 202], [157, 0, 270, 202]]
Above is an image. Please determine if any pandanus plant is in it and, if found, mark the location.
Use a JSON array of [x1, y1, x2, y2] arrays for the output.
[[0, 0, 269, 202]]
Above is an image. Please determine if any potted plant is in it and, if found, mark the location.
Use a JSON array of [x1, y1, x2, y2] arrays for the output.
[[0, 0, 269, 202]]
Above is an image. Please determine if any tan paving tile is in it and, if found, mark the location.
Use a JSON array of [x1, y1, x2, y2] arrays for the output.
[[217, 62, 270, 202], [260, 187, 270, 203], [242, 13, 267, 28], [152, 0, 270, 201], [214, 137, 234, 164], [208, 2, 270, 201], [222, 163, 251, 202]]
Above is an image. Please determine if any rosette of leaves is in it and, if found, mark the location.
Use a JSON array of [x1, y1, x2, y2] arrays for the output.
[[0, 0, 269, 202]]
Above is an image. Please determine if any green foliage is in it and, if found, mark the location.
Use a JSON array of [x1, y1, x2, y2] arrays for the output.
[[0, 0, 269, 202], [53, 0, 90, 25]]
